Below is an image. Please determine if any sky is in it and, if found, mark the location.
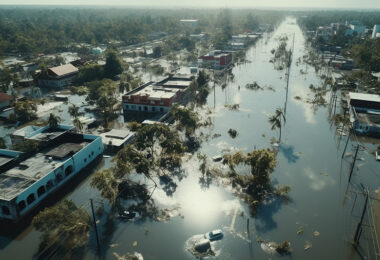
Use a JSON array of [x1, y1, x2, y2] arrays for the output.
[[0, 0, 380, 9]]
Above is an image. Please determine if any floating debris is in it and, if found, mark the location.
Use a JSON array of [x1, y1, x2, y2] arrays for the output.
[[110, 243, 119, 248], [132, 241, 138, 247], [297, 227, 304, 235], [304, 241, 312, 251], [225, 104, 240, 111], [313, 231, 320, 237], [228, 129, 238, 138]]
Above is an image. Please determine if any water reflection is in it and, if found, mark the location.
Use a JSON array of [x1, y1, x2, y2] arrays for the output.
[[304, 167, 335, 191], [279, 144, 299, 163]]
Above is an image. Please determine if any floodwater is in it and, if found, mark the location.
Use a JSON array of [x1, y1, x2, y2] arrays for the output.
[[1, 17, 379, 260]]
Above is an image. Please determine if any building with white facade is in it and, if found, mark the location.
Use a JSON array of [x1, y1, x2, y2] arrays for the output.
[[0, 130, 103, 221], [372, 25, 380, 38], [180, 19, 198, 27], [122, 75, 193, 116]]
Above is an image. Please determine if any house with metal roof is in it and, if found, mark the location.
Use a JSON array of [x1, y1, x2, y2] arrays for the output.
[[348, 92, 380, 135], [37, 64, 79, 88]]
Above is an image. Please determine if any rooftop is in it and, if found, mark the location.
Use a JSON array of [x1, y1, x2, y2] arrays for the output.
[[162, 80, 192, 89], [130, 84, 179, 100], [0, 137, 90, 201], [49, 64, 79, 77], [349, 92, 380, 104], [0, 93, 13, 103], [100, 129, 134, 147]]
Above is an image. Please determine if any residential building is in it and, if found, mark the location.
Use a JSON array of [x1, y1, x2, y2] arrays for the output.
[[11, 124, 74, 145], [348, 92, 380, 135], [37, 64, 79, 88], [198, 50, 232, 70], [372, 25, 380, 38], [345, 21, 366, 36], [122, 75, 193, 115], [315, 26, 332, 41], [0, 130, 103, 221], [180, 19, 198, 27]]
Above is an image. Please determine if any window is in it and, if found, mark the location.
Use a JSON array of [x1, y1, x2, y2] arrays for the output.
[[138, 106, 141, 111], [27, 194, 35, 205], [91, 151, 94, 156], [37, 186, 46, 197], [144, 106, 148, 111], [65, 165, 73, 176], [46, 181, 53, 190], [88, 154, 91, 158], [84, 158, 87, 163], [18, 201, 26, 211], [2, 206, 10, 215], [160, 108, 164, 112], [125, 105, 129, 109], [152, 107, 156, 112]]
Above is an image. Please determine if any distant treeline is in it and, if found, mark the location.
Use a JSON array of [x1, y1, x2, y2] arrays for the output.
[[0, 7, 284, 56]]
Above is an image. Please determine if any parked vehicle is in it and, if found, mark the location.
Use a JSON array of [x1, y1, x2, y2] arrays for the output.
[[204, 229, 223, 241]]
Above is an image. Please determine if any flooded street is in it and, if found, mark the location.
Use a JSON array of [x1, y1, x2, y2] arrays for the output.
[[1, 17, 379, 260]]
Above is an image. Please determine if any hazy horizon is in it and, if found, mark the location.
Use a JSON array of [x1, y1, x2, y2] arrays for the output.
[[1, 0, 380, 10]]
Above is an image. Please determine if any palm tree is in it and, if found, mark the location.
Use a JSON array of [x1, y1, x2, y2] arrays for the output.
[[73, 118, 83, 133], [68, 104, 80, 118], [269, 107, 286, 142], [48, 113, 61, 129]]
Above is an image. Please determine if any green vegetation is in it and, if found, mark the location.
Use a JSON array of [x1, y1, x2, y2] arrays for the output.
[[91, 124, 186, 205], [350, 38, 380, 72], [222, 149, 289, 215], [48, 113, 61, 129], [86, 79, 119, 128], [69, 104, 83, 132], [228, 128, 238, 138], [13, 139, 39, 154], [13, 100, 37, 123], [32, 200, 91, 257]]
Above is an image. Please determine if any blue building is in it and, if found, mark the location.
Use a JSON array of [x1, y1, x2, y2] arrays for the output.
[[0, 130, 103, 221]]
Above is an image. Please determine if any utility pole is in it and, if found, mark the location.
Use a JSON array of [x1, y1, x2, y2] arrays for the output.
[[342, 131, 351, 159], [90, 199, 101, 256], [353, 189, 369, 247], [348, 145, 359, 183]]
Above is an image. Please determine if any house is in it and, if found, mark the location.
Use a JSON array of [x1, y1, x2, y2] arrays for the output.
[[372, 25, 380, 38], [122, 82, 182, 114], [37, 64, 79, 88], [315, 26, 331, 41], [348, 92, 380, 135], [0, 130, 103, 221], [180, 19, 198, 27], [122, 75, 193, 117], [100, 129, 135, 149], [198, 50, 232, 70]]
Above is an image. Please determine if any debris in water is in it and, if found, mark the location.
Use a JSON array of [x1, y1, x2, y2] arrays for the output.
[[110, 243, 119, 248], [132, 241, 138, 247], [313, 231, 320, 237], [358, 157, 366, 161], [297, 227, 304, 235], [320, 172, 329, 176], [304, 241, 312, 251], [345, 152, 353, 157]]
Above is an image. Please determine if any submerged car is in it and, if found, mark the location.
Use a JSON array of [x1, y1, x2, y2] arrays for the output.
[[119, 210, 136, 220], [204, 229, 224, 241]]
